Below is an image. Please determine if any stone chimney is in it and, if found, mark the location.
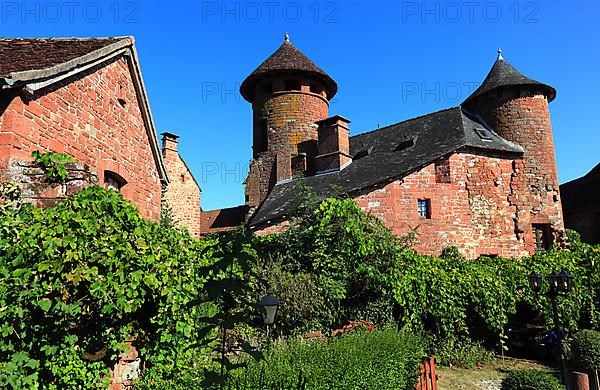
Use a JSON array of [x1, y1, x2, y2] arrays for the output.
[[315, 115, 352, 173], [276, 150, 293, 183], [161, 132, 179, 161]]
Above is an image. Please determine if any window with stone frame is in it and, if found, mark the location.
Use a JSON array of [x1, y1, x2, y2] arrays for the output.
[[104, 171, 127, 191], [532, 224, 551, 251], [417, 198, 431, 219]]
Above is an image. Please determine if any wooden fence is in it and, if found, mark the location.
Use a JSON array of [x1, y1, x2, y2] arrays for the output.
[[416, 356, 438, 390]]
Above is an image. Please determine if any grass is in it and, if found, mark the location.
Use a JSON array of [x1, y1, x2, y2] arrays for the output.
[[437, 357, 556, 390]]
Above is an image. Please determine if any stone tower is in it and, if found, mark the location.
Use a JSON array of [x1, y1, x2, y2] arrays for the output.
[[240, 34, 338, 211], [463, 50, 565, 251]]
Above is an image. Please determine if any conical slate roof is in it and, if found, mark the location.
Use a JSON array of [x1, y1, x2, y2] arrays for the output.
[[240, 35, 337, 102], [464, 50, 556, 104]]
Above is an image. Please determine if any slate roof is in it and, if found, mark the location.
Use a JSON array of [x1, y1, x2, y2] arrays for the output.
[[240, 36, 337, 102], [560, 163, 600, 213], [248, 106, 524, 227], [0, 37, 123, 78], [464, 52, 556, 104]]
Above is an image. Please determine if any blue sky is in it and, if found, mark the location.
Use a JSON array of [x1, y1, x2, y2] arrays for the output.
[[2, 1, 599, 210]]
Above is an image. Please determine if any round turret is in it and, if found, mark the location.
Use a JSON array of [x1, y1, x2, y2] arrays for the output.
[[240, 34, 337, 158], [463, 50, 564, 252]]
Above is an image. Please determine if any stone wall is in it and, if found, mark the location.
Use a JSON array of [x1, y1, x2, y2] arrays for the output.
[[253, 151, 565, 259], [6, 159, 97, 208], [0, 55, 162, 219], [465, 89, 564, 247], [161, 133, 202, 237]]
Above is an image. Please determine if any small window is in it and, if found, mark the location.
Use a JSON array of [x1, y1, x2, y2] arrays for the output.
[[395, 137, 416, 152], [353, 146, 373, 160], [417, 199, 431, 219], [181, 174, 186, 183], [104, 171, 127, 191], [474, 128, 493, 142], [532, 224, 551, 251], [284, 79, 301, 91]]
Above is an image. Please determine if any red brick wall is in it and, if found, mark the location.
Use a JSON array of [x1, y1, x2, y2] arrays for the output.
[[254, 151, 563, 259], [162, 135, 202, 238], [246, 79, 330, 209], [0, 56, 162, 219], [465, 89, 564, 245]]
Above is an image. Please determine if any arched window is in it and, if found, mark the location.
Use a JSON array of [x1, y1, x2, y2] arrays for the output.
[[104, 171, 127, 191]]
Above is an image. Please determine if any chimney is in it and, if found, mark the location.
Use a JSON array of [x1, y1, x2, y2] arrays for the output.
[[276, 150, 293, 183], [315, 115, 352, 173], [161, 132, 179, 161]]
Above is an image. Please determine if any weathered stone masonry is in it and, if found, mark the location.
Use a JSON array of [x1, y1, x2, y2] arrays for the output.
[[0, 53, 162, 219]]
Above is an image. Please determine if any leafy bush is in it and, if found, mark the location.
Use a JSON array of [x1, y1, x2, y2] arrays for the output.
[[570, 329, 600, 371], [254, 197, 404, 334], [428, 336, 493, 368], [230, 328, 424, 390], [0, 186, 226, 388], [500, 369, 564, 390]]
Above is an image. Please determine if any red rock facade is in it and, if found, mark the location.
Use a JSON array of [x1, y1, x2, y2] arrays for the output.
[[0, 45, 163, 219], [161, 132, 202, 237], [243, 40, 565, 258]]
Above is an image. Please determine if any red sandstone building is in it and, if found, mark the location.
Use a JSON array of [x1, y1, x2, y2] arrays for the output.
[[0, 37, 201, 236], [202, 35, 565, 258]]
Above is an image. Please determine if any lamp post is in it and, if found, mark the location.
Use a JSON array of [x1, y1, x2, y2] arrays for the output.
[[257, 292, 280, 342], [528, 269, 574, 386]]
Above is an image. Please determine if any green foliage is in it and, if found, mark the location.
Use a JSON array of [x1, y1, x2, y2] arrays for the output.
[[386, 237, 600, 346], [159, 187, 178, 229], [570, 329, 600, 372], [231, 328, 424, 390], [254, 197, 405, 334], [0, 185, 216, 388], [500, 369, 564, 390], [427, 336, 493, 368], [31, 150, 75, 183]]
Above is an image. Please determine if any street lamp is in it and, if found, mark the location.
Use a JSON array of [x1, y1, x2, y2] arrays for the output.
[[258, 292, 280, 325], [529, 269, 574, 386], [257, 292, 280, 342]]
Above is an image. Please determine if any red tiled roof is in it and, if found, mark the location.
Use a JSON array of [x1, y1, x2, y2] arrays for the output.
[[200, 205, 247, 235], [0, 37, 124, 78]]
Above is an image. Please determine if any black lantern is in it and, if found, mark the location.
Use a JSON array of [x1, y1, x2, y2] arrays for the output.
[[528, 271, 543, 293], [258, 292, 279, 325], [558, 270, 574, 293], [528, 269, 575, 386], [547, 271, 561, 296]]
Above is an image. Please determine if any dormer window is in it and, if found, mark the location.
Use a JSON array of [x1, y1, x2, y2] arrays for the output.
[[474, 128, 493, 142], [104, 171, 127, 191]]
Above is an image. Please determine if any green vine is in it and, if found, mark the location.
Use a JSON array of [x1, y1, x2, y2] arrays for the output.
[[31, 150, 75, 183]]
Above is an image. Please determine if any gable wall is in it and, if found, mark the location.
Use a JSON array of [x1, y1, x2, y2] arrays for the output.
[[0, 56, 162, 219], [162, 146, 202, 237]]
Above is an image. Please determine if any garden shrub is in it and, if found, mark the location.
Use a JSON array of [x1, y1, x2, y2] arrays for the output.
[[500, 369, 564, 390], [570, 329, 600, 372], [427, 336, 493, 368], [230, 328, 425, 390], [253, 196, 404, 335], [0, 186, 226, 388]]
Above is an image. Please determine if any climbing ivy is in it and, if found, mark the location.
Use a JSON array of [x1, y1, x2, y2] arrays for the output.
[[31, 150, 75, 183], [0, 186, 217, 388]]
